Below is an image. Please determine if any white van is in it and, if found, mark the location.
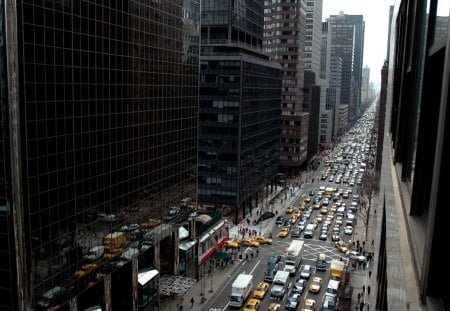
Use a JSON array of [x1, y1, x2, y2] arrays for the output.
[[303, 224, 315, 238], [325, 279, 340, 298]]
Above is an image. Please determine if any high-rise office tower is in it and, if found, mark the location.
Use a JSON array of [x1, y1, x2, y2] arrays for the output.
[[376, 1, 449, 309], [328, 12, 365, 123], [0, 1, 200, 310], [199, 1, 282, 221], [263, 0, 309, 176]]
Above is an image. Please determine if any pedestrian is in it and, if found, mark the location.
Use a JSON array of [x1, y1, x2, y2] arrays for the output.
[[362, 241, 366, 249], [251, 252, 254, 260], [369, 270, 372, 278], [256, 249, 259, 257], [367, 285, 371, 295], [362, 285, 365, 294], [371, 239, 374, 247], [190, 297, 194, 308], [357, 292, 361, 303], [360, 301, 364, 311], [246, 253, 249, 261]]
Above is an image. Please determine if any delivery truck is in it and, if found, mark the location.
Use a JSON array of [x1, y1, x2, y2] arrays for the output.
[[330, 259, 345, 280], [229, 273, 253, 308], [284, 239, 304, 276], [270, 270, 290, 300]]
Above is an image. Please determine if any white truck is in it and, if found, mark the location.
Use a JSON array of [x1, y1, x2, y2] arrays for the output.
[[270, 270, 290, 300], [229, 273, 253, 308], [284, 239, 304, 276]]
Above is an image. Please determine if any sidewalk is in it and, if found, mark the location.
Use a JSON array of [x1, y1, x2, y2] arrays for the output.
[[348, 193, 379, 311], [160, 186, 301, 311]]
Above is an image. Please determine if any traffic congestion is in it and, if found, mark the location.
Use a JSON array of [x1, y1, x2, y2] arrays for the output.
[[202, 105, 377, 311]]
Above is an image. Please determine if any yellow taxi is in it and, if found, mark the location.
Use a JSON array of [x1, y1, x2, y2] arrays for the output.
[[308, 276, 323, 293], [303, 196, 311, 203], [335, 241, 350, 253], [243, 298, 261, 311], [252, 281, 270, 299], [299, 202, 306, 211], [285, 205, 294, 214], [313, 202, 322, 209], [301, 298, 316, 311], [278, 227, 290, 237], [238, 238, 260, 247], [251, 236, 272, 245], [141, 218, 161, 229], [224, 239, 240, 249], [268, 303, 282, 311], [293, 208, 301, 218], [74, 263, 97, 278], [314, 215, 323, 223], [290, 214, 298, 224]]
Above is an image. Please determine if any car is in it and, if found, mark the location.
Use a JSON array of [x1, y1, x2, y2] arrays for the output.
[[223, 239, 239, 249], [278, 227, 290, 237], [121, 223, 140, 232], [300, 264, 312, 279], [268, 303, 282, 311], [275, 215, 285, 225], [285, 205, 294, 214], [251, 236, 272, 245], [253, 282, 270, 299], [293, 278, 307, 294], [74, 263, 98, 278], [268, 252, 281, 265], [344, 225, 353, 235], [238, 239, 260, 247], [285, 292, 301, 311], [308, 276, 323, 293], [347, 250, 366, 263], [290, 214, 298, 224], [290, 226, 301, 238], [301, 298, 316, 311], [309, 191, 315, 196], [335, 241, 350, 253], [243, 298, 261, 311], [319, 230, 328, 241], [331, 232, 340, 241], [282, 219, 292, 228], [141, 218, 161, 229]]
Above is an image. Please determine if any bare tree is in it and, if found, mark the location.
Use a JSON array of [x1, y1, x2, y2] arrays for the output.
[[358, 169, 379, 240]]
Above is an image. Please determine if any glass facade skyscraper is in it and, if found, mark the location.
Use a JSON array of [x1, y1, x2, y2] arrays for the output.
[[0, 1, 200, 310], [199, 0, 282, 220]]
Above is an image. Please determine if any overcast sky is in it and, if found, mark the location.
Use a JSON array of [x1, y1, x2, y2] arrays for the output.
[[322, 0, 395, 88]]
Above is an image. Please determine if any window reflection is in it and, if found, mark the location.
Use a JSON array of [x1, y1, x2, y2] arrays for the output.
[[434, 0, 450, 42]]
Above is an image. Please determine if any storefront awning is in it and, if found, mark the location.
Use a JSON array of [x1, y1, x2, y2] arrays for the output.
[[179, 240, 197, 251], [138, 268, 159, 286], [213, 252, 232, 260]]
